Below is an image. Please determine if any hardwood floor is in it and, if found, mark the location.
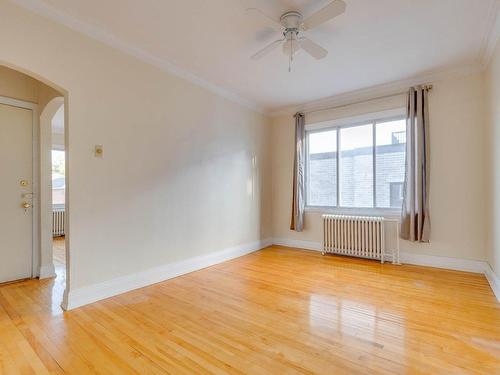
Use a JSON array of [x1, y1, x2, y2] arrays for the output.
[[0, 245, 499, 374], [52, 236, 66, 267]]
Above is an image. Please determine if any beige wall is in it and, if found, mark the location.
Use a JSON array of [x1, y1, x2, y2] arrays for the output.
[[0, 65, 61, 110], [0, 65, 38, 102], [486, 40, 500, 275], [0, 2, 271, 298], [272, 72, 487, 261]]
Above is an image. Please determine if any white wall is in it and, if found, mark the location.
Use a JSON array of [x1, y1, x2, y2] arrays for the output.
[[271, 72, 487, 262], [0, 2, 271, 303], [486, 40, 500, 276]]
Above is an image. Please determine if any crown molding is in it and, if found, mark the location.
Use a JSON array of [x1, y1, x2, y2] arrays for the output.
[[479, 0, 500, 68], [8, 0, 266, 115], [268, 62, 483, 117]]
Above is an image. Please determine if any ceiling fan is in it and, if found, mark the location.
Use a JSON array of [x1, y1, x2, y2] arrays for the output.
[[247, 0, 346, 71]]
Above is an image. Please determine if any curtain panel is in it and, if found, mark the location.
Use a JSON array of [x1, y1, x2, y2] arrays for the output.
[[290, 112, 306, 232], [401, 86, 431, 242]]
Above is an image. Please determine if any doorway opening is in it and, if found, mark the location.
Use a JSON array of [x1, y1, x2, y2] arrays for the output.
[[38, 94, 67, 303], [0, 63, 70, 309], [51, 104, 66, 279]]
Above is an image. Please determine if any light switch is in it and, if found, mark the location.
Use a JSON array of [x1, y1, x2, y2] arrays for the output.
[[94, 145, 103, 158]]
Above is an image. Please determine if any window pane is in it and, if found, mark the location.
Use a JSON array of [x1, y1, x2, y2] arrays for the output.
[[52, 150, 65, 206], [375, 119, 406, 208], [307, 130, 337, 206], [339, 124, 373, 207]]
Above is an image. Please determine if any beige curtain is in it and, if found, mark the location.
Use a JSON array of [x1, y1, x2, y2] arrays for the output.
[[290, 113, 306, 231], [401, 86, 431, 242]]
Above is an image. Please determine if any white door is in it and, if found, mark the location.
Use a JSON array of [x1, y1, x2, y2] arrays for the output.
[[0, 103, 33, 283]]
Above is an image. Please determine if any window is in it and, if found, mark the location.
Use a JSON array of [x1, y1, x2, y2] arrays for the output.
[[307, 130, 337, 206], [305, 110, 406, 212], [52, 150, 65, 207], [339, 123, 373, 208]]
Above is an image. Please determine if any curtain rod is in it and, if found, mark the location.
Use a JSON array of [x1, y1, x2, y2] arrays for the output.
[[301, 84, 433, 116]]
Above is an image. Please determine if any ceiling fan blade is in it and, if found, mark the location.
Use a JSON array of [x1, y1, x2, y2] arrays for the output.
[[246, 8, 283, 31], [251, 39, 284, 60], [302, 0, 346, 30], [300, 38, 328, 60]]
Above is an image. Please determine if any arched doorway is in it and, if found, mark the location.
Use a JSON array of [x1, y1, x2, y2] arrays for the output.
[[0, 64, 70, 310]]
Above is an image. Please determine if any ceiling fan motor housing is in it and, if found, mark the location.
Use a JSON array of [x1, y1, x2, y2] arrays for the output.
[[280, 11, 303, 29]]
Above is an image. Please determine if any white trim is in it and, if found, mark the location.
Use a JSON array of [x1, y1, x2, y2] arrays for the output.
[[399, 252, 487, 274], [484, 263, 500, 302], [9, 0, 265, 115], [272, 238, 323, 252], [270, 63, 483, 117], [0, 95, 40, 278], [479, 0, 500, 68], [271, 238, 500, 302], [62, 238, 273, 310], [305, 108, 406, 131], [0, 95, 37, 111]]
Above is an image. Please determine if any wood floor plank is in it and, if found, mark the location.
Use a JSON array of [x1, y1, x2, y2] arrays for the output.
[[0, 245, 499, 374]]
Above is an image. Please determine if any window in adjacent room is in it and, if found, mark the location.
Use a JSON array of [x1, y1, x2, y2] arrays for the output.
[[52, 150, 65, 207], [305, 110, 406, 212]]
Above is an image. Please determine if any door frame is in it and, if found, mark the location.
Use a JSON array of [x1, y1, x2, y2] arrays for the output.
[[0, 95, 39, 278]]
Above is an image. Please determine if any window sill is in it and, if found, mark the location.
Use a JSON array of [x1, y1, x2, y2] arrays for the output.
[[305, 206, 401, 220]]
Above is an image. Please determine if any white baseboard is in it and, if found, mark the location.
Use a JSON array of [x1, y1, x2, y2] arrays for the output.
[[272, 238, 323, 252], [271, 238, 500, 302], [39, 263, 56, 279], [399, 252, 487, 273], [62, 238, 273, 310], [484, 264, 500, 302]]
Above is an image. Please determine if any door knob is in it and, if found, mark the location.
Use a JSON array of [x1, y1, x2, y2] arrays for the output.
[[22, 202, 31, 209]]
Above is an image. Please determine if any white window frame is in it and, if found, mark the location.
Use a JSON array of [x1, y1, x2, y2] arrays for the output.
[[305, 108, 406, 218]]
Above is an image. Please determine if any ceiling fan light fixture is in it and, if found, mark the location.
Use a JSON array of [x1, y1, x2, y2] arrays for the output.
[[247, 0, 346, 70]]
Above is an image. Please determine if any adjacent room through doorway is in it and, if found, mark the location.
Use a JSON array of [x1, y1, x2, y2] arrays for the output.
[[50, 105, 66, 279]]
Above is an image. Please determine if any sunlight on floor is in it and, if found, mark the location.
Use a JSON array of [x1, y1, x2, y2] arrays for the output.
[[51, 236, 66, 311]]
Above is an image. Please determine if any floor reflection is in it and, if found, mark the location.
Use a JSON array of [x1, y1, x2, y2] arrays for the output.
[[308, 289, 407, 367], [49, 236, 66, 313]]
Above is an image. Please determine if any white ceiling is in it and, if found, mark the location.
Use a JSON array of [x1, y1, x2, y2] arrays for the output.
[[14, 0, 499, 112]]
